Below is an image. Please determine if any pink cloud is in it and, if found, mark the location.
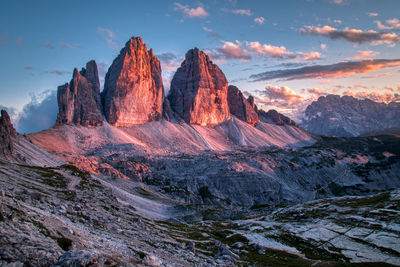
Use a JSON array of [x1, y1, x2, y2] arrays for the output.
[[174, 2, 209, 18], [376, 18, 400, 30], [300, 25, 400, 45], [307, 88, 327, 96], [347, 50, 380, 60], [298, 51, 322, 61], [247, 41, 296, 59], [254, 17, 265, 25], [215, 40, 251, 61]]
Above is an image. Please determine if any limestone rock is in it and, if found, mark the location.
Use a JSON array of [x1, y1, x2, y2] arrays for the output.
[[102, 37, 164, 126], [0, 110, 16, 157], [302, 94, 400, 137], [168, 48, 230, 126], [258, 109, 297, 126], [56, 61, 103, 127], [227, 85, 258, 126]]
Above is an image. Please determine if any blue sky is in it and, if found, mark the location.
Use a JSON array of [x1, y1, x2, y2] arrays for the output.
[[1, 0, 400, 132]]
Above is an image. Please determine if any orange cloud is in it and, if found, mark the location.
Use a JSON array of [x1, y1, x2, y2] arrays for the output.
[[257, 84, 304, 104], [247, 41, 296, 59], [348, 50, 379, 60], [343, 90, 400, 103], [307, 88, 327, 96], [300, 25, 400, 45], [298, 51, 322, 61], [250, 59, 400, 81]]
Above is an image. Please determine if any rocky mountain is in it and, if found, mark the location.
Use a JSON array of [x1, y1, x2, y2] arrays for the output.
[[102, 37, 164, 127], [0, 110, 16, 157], [227, 85, 259, 126], [258, 109, 297, 126], [56, 61, 103, 127], [168, 48, 231, 126], [302, 94, 400, 137], [3, 35, 400, 266]]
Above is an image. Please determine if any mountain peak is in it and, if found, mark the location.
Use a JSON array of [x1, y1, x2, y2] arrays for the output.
[[56, 60, 103, 127], [302, 94, 400, 136], [168, 48, 230, 126], [102, 37, 163, 126]]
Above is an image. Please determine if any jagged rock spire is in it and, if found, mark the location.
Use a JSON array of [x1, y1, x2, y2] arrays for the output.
[[102, 36, 164, 126], [168, 48, 230, 126], [56, 60, 103, 127]]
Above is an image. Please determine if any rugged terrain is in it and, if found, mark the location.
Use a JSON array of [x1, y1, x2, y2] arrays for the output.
[[302, 95, 400, 137], [1, 34, 400, 266]]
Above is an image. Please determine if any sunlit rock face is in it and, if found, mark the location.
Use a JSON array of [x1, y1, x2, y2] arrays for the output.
[[56, 60, 103, 127], [168, 48, 230, 126], [102, 37, 164, 127], [258, 109, 297, 126], [227, 85, 259, 126], [0, 110, 16, 157]]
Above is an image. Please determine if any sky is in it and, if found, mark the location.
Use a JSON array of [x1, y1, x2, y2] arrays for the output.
[[1, 0, 400, 133]]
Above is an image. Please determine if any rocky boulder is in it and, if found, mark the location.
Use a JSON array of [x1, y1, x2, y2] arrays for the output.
[[168, 48, 230, 126], [227, 85, 258, 126], [258, 109, 297, 126], [56, 61, 103, 127], [0, 110, 16, 157], [102, 37, 164, 126]]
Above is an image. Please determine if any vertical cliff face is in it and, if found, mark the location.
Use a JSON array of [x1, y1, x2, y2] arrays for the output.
[[102, 37, 164, 127], [168, 48, 230, 126], [56, 61, 103, 127], [0, 110, 16, 157], [227, 85, 259, 126]]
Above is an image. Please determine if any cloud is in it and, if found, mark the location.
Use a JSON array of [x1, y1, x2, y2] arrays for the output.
[[97, 27, 118, 48], [214, 40, 251, 61], [15, 37, 24, 47], [247, 41, 296, 59], [342, 90, 400, 103], [0, 105, 17, 119], [250, 59, 400, 81], [209, 40, 322, 62], [23, 65, 32, 70], [45, 41, 54, 49], [307, 88, 328, 96], [59, 41, 83, 49], [257, 84, 304, 104], [330, 0, 344, 4], [174, 2, 209, 18], [231, 9, 252, 16], [156, 52, 183, 91], [368, 12, 378, 17], [375, 18, 400, 30], [254, 17, 265, 25], [298, 51, 322, 61], [202, 27, 222, 39], [300, 25, 400, 45], [50, 69, 69, 75], [17, 90, 58, 134], [157, 52, 182, 70], [347, 50, 379, 60], [0, 33, 9, 45], [361, 72, 394, 79]]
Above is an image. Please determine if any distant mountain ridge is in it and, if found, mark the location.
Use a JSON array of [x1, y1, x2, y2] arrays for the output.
[[302, 94, 400, 137]]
